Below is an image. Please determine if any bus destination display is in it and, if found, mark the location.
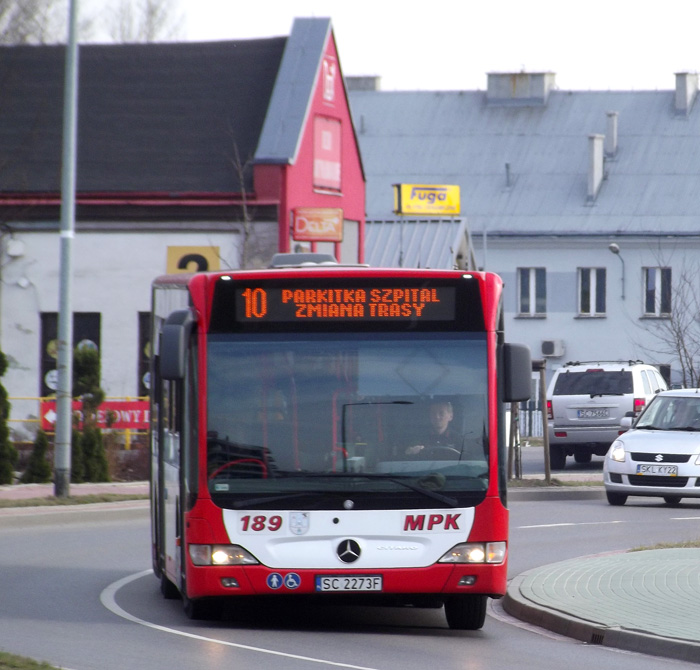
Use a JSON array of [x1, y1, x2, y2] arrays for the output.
[[236, 286, 456, 322]]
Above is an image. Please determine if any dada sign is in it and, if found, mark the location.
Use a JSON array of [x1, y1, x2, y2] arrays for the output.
[[292, 207, 343, 242]]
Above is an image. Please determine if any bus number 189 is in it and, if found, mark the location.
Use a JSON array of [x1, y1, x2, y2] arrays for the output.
[[240, 514, 282, 532]]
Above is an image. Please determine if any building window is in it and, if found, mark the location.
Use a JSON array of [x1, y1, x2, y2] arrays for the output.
[[578, 268, 606, 316], [643, 267, 671, 316], [518, 268, 546, 316], [138, 312, 151, 397], [40, 312, 101, 397]]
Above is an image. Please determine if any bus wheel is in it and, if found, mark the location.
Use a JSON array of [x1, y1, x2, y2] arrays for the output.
[[160, 573, 179, 600], [183, 594, 222, 620], [444, 595, 487, 630]]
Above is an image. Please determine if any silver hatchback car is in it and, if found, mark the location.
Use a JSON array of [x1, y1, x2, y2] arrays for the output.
[[604, 388, 700, 505]]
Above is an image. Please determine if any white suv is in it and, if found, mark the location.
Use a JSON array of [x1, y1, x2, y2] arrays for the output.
[[546, 360, 668, 469]]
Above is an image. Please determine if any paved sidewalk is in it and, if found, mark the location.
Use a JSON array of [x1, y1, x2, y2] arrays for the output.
[[504, 548, 700, 663]]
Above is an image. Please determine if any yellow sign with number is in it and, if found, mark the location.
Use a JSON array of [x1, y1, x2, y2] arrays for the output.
[[167, 246, 221, 274]]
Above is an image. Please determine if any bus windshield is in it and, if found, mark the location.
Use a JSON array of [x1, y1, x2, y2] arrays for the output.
[[206, 332, 489, 509]]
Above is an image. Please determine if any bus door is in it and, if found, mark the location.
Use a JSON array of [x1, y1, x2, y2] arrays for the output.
[[162, 380, 181, 583], [157, 308, 197, 590]]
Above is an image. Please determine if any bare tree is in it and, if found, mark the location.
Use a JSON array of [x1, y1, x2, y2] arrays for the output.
[[637, 259, 700, 388], [0, 0, 64, 44], [229, 142, 255, 270], [225, 132, 279, 270], [0, 0, 183, 45], [0, 0, 101, 44], [106, 0, 183, 42]]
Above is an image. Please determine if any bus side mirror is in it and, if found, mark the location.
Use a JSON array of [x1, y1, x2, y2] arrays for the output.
[[159, 309, 196, 380], [503, 343, 531, 402]]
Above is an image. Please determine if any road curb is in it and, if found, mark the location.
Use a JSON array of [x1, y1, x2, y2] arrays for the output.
[[509, 486, 605, 502], [504, 567, 700, 663]]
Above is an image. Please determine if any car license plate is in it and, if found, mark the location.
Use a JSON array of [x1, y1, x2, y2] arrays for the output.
[[577, 408, 609, 419], [315, 575, 382, 592], [636, 464, 678, 476]]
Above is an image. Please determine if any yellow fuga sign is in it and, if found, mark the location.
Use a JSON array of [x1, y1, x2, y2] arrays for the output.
[[393, 184, 460, 216]]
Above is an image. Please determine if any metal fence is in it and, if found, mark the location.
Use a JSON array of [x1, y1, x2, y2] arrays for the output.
[[517, 400, 544, 438]]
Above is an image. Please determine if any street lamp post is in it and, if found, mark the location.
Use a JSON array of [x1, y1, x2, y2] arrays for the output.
[[608, 242, 625, 300], [55, 0, 80, 498]]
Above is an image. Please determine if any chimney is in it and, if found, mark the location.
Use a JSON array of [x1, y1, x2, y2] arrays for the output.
[[605, 112, 618, 158], [675, 72, 698, 115], [345, 76, 381, 91], [486, 72, 556, 106], [588, 134, 605, 202]]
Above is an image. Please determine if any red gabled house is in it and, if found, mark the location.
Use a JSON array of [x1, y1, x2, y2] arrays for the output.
[[0, 18, 365, 435], [254, 18, 366, 261]]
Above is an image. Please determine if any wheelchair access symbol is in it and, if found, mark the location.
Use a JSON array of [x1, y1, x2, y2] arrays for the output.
[[266, 572, 301, 590], [284, 573, 301, 589]]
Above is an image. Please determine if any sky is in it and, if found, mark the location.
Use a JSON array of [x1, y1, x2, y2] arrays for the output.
[[176, 0, 700, 92]]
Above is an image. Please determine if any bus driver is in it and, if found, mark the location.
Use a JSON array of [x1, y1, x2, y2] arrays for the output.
[[405, 400, 456, 456]]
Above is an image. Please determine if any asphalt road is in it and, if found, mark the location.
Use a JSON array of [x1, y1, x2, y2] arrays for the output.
[[1, 491, 699, 670]]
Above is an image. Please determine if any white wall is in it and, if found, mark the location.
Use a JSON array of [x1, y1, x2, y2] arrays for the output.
[[1, 225, 256, 440], [478, 235, 699, 385]]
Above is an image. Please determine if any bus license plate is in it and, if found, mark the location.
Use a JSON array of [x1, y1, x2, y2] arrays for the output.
[[636, 464, 678, 476], [315, 576, 382, 592]]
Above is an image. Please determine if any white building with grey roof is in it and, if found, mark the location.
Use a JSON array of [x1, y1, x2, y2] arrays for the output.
[[349, 71, 700, 387]]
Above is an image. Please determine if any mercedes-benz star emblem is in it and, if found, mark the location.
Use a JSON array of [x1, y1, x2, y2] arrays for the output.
[[337, 539, 361, 563]]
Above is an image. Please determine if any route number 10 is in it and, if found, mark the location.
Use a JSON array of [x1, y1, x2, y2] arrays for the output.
[[241, 288, 267, 318]]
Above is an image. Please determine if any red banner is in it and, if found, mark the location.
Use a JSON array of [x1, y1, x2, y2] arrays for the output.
[[313, 116, 341, 190], [40, 400, 150, 431]]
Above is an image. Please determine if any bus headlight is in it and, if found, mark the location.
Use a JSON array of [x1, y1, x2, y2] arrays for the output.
[[438, 542, 506, 564], [189, 544, 259, 566], [609, 440, 626, 462]]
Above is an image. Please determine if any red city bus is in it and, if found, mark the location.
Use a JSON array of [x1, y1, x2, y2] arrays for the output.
[[150, 266, 530, 629]]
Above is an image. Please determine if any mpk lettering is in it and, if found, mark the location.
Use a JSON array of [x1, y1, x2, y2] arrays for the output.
[[403, 513, 462, 532]]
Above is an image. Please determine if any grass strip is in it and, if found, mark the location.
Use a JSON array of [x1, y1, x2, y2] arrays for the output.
[[630, 539, 700, 551], [0, 651, 59, 670], [0, 493, 148, 508]]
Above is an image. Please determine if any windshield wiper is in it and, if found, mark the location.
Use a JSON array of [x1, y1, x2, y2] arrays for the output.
[[635, 424, 663, 430], [229, 491, 318, 509], [225, 472, 461, 508]]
